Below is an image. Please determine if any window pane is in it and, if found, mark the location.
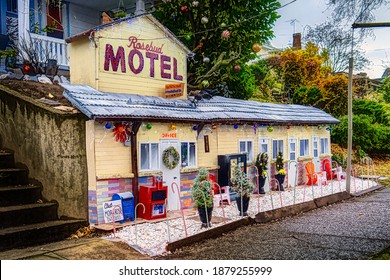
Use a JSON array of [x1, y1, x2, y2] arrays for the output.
[[278, 140, 283, 154], [181, 142, 188, 167], [150, 143, 159, 169], [247, 141, 253, 162], [261, 143, 267, 153], [272, 140, 278, 159], [189, 142, 196, 166], [140, 144, 149, 170], [239, 141, 246, 153]]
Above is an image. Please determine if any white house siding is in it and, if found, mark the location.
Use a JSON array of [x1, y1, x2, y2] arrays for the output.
[[69, 3, 100, 37]]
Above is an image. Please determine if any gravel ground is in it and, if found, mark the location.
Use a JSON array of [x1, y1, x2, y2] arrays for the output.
[[104, 178, 386, 259]]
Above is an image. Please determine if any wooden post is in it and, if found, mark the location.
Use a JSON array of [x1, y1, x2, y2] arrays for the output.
[[131, 122, 142, 205]]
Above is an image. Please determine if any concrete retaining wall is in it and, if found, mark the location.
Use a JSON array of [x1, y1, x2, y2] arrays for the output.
[[0, 84, 89, 220]]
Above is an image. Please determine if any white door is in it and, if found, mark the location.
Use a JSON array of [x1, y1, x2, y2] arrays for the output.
[[288, 138, 298, 188], [312, 136, 320, 171], [160, 140, 181, 211], [259, 138, 270, 192]]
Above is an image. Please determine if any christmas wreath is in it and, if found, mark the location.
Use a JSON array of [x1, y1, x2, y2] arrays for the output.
[[162, 146, 180, 170]]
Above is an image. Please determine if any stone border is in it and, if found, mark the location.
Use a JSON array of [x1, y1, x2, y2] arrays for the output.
[[166, 190, 369, 253], [166, 217, 254, 253]]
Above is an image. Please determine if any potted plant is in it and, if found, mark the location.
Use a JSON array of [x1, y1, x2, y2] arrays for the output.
[[191, 168, 214, 228], [275, 151, 286, 191], [231, 164, 256, 216], [255, 152, 269, 194]]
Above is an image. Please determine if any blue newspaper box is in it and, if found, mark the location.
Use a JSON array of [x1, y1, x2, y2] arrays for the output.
[[112, 192, 135, 223]]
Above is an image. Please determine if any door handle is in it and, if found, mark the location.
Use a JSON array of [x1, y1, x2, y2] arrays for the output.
[[173, 177, 177, 179]]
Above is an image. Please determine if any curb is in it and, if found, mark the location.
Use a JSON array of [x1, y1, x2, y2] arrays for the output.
[[255, 191, 351, 223], [166, 217, 255, 253]]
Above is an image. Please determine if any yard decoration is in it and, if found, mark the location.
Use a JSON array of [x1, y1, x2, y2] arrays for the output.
[[234, 124, 239, 129], [221, 30, 230, 38], [162, 146, 180, 170], [233, 65, 241, 72], [267, 126, 273, 132], [275, 151, 286, 191], [252, 43, 261, 53], [255, 152, 269, 194], [113, 123, 130, 143], [146, 123, 152, 130], [105, 122, 112, 129], [192, 168, 214, 228], [231, 164, 255, 216], [201, 17, 209, 24]]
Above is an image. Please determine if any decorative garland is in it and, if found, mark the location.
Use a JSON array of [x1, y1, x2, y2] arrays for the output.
[[162, 146, 180, 170]]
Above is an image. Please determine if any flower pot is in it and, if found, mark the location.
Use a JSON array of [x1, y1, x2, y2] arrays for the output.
[[235, 196, 250, 216], [257, 176, 266, 194], [198, 206, 213, 228], [275, 174, 285, 191]]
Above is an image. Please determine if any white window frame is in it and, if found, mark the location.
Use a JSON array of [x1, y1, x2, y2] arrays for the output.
[[312, 136, 319, 158], [239, 139, 254, 163], [139, 142, 159, 171], [272, 139, 284, 160], [289, 138, 297, 161], [320, 137, 329, 155], [299, 139, 310, 157], [258, 137, 270, 154], [180, 141, 197, 168]]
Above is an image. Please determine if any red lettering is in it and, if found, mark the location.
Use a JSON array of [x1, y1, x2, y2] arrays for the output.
[[160, 55, 171, 79], [104, 44, 126, 73], [146, 52, 158, 77], [173, 57, 183, 81], [128, 49, 144, 74]]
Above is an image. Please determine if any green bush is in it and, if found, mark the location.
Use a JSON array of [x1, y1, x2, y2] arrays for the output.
[[353, 99, 390, 125]]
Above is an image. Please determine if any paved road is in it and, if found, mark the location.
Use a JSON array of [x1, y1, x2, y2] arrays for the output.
[[162, 187, 390, 259]]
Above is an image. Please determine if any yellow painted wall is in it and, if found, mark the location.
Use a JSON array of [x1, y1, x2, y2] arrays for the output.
[[96, 17, 187, 98], [68, 16, 188, 98], [94, 122, 132, 179], [69, 38, 97, 87]]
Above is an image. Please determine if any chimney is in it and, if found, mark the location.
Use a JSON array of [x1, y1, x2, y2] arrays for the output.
[[293, 33, 302, 49], [135, 0, 146, 15]]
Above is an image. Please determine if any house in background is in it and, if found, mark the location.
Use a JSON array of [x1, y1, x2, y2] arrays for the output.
[[0, 0, 153, 69]]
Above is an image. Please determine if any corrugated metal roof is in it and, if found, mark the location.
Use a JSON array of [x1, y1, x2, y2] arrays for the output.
[[61, 84, 340, 125]]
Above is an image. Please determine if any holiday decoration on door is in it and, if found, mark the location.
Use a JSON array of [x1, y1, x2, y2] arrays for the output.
[[162, 146, 180, 169]]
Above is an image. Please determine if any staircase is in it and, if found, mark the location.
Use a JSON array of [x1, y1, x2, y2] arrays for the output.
[[0, 148, 88, 251]]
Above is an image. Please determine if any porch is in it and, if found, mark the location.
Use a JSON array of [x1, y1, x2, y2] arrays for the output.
[[9, 0, 153, 69]]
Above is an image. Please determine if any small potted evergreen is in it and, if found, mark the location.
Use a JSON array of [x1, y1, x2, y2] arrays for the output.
[[231, 164, 255, 216], [275, 151, 286, 191], [191, 168, 214, 228], [255, 152, 269, 194]]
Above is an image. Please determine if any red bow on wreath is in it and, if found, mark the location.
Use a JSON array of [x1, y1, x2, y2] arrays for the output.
[[113, 123, 130, 143]]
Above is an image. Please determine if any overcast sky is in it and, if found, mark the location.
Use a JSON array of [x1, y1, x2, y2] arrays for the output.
[[271, 0, 390, 79]]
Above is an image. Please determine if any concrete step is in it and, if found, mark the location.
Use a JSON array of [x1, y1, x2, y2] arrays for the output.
[[0, 168, 29, 186], [0, 150, 15, 169], [0, 185, 42, 206], [0, 219, 88, 252], [0, 202, 58, 229]]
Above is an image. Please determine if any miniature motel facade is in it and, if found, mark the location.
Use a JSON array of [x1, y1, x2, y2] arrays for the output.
[[64, 14, 339, 225]]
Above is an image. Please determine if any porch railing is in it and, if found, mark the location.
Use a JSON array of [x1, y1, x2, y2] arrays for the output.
[[29, 33, 69, 68]]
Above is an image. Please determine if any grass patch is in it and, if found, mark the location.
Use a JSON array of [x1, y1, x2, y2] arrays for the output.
[[369, 246, 390, 260]]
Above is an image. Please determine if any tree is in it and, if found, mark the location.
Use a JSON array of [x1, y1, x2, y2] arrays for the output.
[[327, 0, 389, 23], [378, 77, 390, 103], [153, 0, 280, 99], [267, 42, 326, 98], [303, 22, 369, 72], [318, 74, 349, 117]]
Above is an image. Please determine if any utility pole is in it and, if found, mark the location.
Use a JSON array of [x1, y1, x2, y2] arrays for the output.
[[346, 22, 390, 193]]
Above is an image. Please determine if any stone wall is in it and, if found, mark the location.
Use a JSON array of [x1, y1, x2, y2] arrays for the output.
[[0, 85, 89, 220]]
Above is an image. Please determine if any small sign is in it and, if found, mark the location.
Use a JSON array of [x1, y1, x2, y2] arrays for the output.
[[103, 200, 124, 223], [204, 135, 210, 153], [162, 132, 177, 138], [164, 83, 184, 98]]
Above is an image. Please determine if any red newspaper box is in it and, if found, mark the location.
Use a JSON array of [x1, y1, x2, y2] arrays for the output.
[[138, 177, 167, 220]]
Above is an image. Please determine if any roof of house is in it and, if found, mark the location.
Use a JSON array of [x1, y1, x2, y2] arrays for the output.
[[62, 84, 340, 125], [65, 13, 191, 54]]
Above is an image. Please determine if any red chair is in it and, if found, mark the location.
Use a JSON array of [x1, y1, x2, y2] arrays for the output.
[[322, 159, 332, 180]]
